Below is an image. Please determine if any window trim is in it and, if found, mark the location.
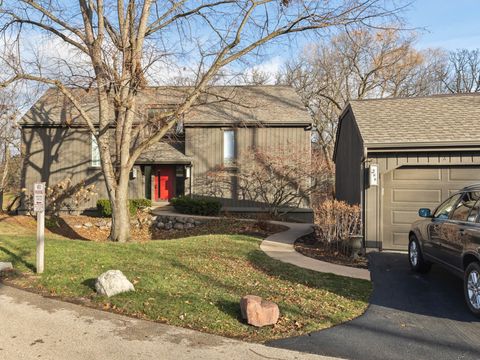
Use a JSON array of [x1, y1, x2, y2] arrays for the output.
[[91, 133, 101, 168], [222, 128, 236, 167]]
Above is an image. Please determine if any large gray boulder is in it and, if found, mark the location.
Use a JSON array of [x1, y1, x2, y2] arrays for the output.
[[0, 262, 13, 272], [95, 270, 135, 297]]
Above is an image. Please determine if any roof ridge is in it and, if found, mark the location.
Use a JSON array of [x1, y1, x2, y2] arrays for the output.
[[349, 92, 480, 104]]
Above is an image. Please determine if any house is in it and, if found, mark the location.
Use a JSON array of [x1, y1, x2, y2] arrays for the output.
[[19, 86, 313, 221], [334, 93, 480, 251]]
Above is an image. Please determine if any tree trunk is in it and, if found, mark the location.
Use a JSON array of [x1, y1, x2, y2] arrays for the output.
[[109, 193, 131, 243], [0, 143, 10, 212], [108, 172, 131, 242]]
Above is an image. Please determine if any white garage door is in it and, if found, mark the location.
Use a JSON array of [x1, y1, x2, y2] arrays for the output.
[[382, 166, 480, 250]]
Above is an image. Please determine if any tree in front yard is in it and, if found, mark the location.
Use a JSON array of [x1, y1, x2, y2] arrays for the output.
[[0, 0, 400, 242]]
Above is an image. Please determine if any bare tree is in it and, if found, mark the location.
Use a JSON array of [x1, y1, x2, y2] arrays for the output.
[[0, 87, 22, 211], [0, 0, 400, 242], [440, 49, 480, 93], [280, 28, 444, 166], [196, 145, 325, 218]]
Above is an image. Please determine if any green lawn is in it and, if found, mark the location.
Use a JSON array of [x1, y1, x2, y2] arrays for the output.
[[0, 219, 371, 342]]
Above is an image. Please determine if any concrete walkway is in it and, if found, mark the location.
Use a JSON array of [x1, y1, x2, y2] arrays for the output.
[[0, 285, 340, 360], [261, 222, 371, 281]]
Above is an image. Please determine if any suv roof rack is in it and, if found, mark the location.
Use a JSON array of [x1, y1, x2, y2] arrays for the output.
[[460, 183, 480, 191]]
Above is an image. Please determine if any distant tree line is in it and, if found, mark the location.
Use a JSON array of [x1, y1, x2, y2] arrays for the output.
[[243, 28, 480, 166]]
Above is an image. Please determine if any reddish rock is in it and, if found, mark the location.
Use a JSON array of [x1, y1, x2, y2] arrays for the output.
[[240, 295, 280, 327]]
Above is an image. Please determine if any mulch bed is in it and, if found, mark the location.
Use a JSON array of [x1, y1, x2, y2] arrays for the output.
[[294, 232, 368, 269]]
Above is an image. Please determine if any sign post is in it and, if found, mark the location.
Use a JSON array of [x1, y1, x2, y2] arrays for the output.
[[34, 182, 45, 274]]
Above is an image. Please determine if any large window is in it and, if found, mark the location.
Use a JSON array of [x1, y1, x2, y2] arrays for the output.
[[223, 129, 235, 166], [91, 134, 101, 168]]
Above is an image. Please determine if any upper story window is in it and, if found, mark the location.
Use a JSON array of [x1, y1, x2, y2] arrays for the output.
[[91, 134, 101, 168], [223, 129, 235, 166]]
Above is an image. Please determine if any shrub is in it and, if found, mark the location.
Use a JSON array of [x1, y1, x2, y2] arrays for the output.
[[314, 200, 361, 253], [96, 198, 152, 217], [130, 198, 152, 209], [170, 196, 222, 216], [97, 199, 113, 217]]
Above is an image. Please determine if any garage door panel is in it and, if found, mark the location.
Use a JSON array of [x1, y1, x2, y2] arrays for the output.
[[392, 210, 420, 225], [392, 232, 409, 247], [448, 168, 480, 181], [392, 189, 441, 203], [393, 168, 441, 180], [383, 166, 480, 250]]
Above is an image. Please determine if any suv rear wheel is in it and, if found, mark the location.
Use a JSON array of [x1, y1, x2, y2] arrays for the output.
[[408, 235, 431, 273], [464, 262, 480, 316]]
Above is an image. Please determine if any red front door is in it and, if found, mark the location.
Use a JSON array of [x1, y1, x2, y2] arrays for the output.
[[154, 166, 175, 201]]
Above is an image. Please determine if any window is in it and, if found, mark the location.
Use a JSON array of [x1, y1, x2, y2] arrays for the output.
[[433, 194, 461, 220], [451, 192, 479, 221], [468, 201, 480, 222], [91, 134, 101, 168], [223, 129, 235, 166], [466, 192, 480, 222]]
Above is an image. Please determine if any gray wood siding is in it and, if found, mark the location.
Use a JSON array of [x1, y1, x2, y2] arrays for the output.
[[21, 127, 145, 211], [185, 126, 311, 209], [334, 110, 364, 205]]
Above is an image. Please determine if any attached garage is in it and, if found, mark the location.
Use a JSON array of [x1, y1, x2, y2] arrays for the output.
[[334, 94, 480, 251]]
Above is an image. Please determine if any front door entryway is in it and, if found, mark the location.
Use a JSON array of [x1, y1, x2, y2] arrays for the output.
[[154, 165, 175, 201]]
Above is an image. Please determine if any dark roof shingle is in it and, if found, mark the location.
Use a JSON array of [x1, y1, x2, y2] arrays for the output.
[[20, 86, 311, 126], [136, 141, 192, 164], [348, 93, 480, 147]]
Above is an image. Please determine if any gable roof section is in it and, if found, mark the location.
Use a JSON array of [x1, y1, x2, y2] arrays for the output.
[[135, 141, 192, 165], [20, 86, 311, 127], [347, 93, 480, 148]]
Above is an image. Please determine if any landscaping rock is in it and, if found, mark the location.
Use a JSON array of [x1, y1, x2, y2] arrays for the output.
[[186, 217, 195, 224], [96, 220, 108, 227], [0, 262, 13, 272], [240, 295, 280, 327], [156, 222, 165, 229], [95, 270, 135, 297], [185, 222, 194, 229], [165, 223, 173, 230], [73, 224, 83, 229], [83, 222, 93, 228], [174, 223, 185, 230], [176, 217, 186, 224], [194, 221, 202, 226]]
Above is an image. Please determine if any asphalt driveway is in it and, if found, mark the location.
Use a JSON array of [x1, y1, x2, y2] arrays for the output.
[[268, 252, 480, 360]]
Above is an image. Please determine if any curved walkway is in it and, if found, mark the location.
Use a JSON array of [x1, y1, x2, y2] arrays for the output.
[[261, 222, 371, 281]]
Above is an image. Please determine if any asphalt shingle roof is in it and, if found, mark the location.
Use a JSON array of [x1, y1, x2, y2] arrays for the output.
[[136, 141, 192, 164], [348, 93, 480, 147], [20, 86, 311, 126]]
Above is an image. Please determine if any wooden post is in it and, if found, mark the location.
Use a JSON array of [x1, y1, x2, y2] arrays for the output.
[[34, 182, 45, 274], [36, 209, 45, 274]]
